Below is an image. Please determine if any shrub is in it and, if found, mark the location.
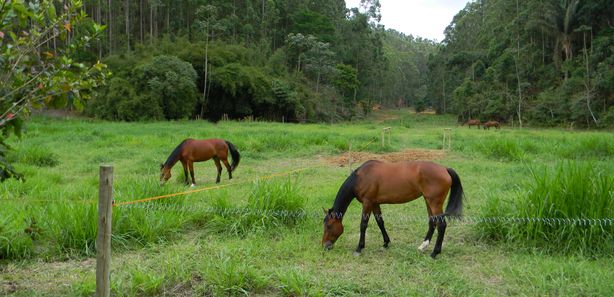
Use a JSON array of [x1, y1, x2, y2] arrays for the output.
[[88, 77, 164, 121], [134, 55, 199, 120]]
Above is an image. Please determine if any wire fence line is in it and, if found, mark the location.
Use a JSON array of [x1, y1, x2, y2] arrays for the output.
[[119, 203, 614, 227], [2, 137, 611, 228], [112, 166, 321, 206], [0, 137, 377, 207]]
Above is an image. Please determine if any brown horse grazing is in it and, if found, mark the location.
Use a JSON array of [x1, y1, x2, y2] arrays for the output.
[[462, 119, 481, 128], [322, 160, 463, 258], [160, 138, 240, 187], [483, 121, 500, 130]]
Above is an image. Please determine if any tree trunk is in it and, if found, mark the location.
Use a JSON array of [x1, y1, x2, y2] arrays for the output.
[[515, 0, 523, 128], [98, 0, 102, 59], [541, 28, 545, 65], [200, 24, 210, 119], [583, 31, 598, 126], [316, 71, 320, 95], [166, 0, 170, 34], [150, 2, 153, 43], [108, 0, 112, 53], [154, 4, 158, 39], [140, 0, 143, 43], [125, 0, 130, 51], [442, 75, 446, 113], [186, 0, 191, 40]]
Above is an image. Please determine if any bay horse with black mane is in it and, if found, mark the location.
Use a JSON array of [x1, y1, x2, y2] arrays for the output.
[[160, 138, 240, 187], [483, 121, 500, 130], [462, 119, 481, 128], [322, 160, 463, 258]]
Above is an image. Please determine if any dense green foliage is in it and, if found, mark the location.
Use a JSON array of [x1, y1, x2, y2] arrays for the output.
[[0, 0, 108, 181], [79, 0, 434, 122], [427, 0, 614, 127], [88, 55, 198, 120]]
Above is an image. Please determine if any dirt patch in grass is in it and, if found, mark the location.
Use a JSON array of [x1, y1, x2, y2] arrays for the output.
[[1, 257, 96, 296], [323, 149, 445, 167]]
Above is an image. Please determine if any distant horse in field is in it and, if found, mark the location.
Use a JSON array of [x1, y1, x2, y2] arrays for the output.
[[160, 138, 240, 187], [462, 119, 481, 128], [483, 121, 500, 130], [322, 160, 464, 258]]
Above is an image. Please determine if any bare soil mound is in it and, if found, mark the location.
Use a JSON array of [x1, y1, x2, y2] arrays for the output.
[[323, 149, 445, 167]]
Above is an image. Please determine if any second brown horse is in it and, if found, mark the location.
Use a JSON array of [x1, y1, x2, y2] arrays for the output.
[[160, 138, 240, 186], [483, 121, 501, 130], [322, 160, 463, 258], [462, 119, 481, 128]]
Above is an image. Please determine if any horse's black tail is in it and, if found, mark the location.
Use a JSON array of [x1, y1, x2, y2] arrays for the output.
[[225, 140, 241, 172], [445, 168, 464, 217]]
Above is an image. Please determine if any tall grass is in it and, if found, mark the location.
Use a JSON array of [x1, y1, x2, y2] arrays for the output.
[[0, 211, 35, 259], [477, 162, 614, 255], [13, 146, 59, 167], [208, 178, 306, 235], [198, 252, 268, 296]]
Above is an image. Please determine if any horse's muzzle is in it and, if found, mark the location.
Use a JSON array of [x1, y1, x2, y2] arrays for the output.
[[323, 241, 333, 250]]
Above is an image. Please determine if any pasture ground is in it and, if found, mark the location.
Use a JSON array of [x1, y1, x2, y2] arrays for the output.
[[1, 109, 613, 296]]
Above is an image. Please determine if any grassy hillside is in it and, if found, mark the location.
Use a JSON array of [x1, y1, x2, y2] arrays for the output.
[[1, 110, 613, 296]]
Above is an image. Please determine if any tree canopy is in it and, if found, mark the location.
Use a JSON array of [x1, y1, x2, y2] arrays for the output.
[[426, 0, 614, 127], [0, 0, 108, 181]]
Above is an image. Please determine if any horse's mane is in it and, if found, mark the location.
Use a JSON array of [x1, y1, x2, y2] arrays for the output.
[[331, 162, 372, 217], [163, 139, 189, 167]]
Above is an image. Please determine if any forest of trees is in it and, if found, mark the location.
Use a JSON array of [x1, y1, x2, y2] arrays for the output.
[[427, 0, 614, 128], [3, 0, 614, 127], [77, 0, 435, 122]]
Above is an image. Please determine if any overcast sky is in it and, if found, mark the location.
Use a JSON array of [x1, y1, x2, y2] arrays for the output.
[[345, 0, 470, 42]]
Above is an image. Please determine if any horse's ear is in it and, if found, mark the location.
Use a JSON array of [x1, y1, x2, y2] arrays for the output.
[[160, 163, 164, 169], [322, 207, 328, 215]]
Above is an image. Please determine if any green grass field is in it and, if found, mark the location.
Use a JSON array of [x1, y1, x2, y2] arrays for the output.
[[1, 109, 613, 296]]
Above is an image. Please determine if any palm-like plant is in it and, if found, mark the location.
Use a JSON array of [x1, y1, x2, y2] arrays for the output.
[[543, 0, 581, 77]]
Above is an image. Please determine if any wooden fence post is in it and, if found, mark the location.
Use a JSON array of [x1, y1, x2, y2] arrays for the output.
[[443, 128, 452, 151], [381, 127, 391, 147], [96, 165, 113, 297]]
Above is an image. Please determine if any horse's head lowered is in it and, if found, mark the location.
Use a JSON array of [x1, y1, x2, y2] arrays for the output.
[[322, 208, 344, 250], [159, 164, 172, 184]]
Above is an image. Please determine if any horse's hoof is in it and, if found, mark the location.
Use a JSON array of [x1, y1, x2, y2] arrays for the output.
[[190, 184, 196, 188], [430, 253, 439, 259], [418, 240, 430, 252], [383, 242, 390, 248], [353, 251, 362, 257]]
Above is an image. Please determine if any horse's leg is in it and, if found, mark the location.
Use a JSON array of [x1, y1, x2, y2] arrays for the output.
[[213, 157, 222, 184], [418, 203, 435, 252], [355, 203, 373, 256], [221, 158, 232, 180], [431, 215, 447, 259], [188, 161, 196, 187], [181, 160, 189, 185], [373, 205, 390, 248], [426, 198, 446, 258]]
